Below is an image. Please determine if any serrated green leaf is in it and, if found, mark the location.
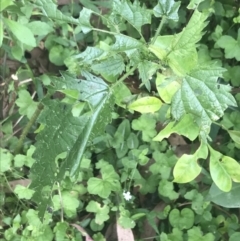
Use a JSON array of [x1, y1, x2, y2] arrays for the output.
[[138, 61, 159, 91], [217, 30, 240, 61], [14, 185, 35, 199], [92, 55, 125, 76], [30, 100, 88, 219], [60, 72, 114, 178], [153, 114, 200, 142], [112, 0, 151, 35], [4, 18, 36, 47], [111, 34, 144, 55], [15, 90, 38, 119], [171, 65, 237, 138], [26, 21, 54, 36], [34, 0, 93, 33], [173, 142, 208, 183], [153, 0, 181, 21], [128, 96, 162, 113], [53, 191, 80, 217], [187, 0, 205, 9], [150, 10, 208, 75], [87, 164, 120, 198]]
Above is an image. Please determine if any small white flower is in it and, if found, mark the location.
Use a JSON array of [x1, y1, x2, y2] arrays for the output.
[[123, 191, 132, 201]]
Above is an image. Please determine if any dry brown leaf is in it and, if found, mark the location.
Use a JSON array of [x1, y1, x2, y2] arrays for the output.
[[9, 179, 31, 190], [71, 223, 94, 241]]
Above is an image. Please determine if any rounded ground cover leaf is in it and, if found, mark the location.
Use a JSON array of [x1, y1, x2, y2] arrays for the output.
[[128, 96, 162, 113], [228, 130, 240, 145], [169, 208, 194, 230]]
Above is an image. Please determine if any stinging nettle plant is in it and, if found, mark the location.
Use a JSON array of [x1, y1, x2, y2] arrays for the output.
[[7, 0, 240, 219]]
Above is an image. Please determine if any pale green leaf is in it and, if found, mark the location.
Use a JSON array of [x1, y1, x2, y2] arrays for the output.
[[156, 72, 181, 103], [14, 185, 35, 200], [173, 142, 208, 183], [111, 34, 144, 55], [128, 97, 162, 113], [26, 21, 54, 36], [0, 148, 13, 173], [187, 0, 205, 9], [171, 65, 237, 138], [92, 55, 125, 76], [0, 20, 3, 47], [153, 0, 181, 21], [15, 90, 38, 119], [188, 227, 214, 241], [149, 10, 208, 75], [138, 61, 159, 91], [112, 0, 151, 34], [221, 156, 240, 182], [113, 82, 132, 108], [74, 47, 105, 64], [228, 130, 240, 145], [86, 201, 110, 225], [0, 0, 13, 12], [4, 19, 36, 47], [209, 146, 232, 192], [154, 114, 200, 141], [34, 0, 93, 33], [217, 31, 240, 61]]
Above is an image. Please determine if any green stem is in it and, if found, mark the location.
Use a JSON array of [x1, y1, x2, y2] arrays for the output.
[[151, 16, 167, 44], [14, 102, 44, 154], [112, 66, 138, 90]]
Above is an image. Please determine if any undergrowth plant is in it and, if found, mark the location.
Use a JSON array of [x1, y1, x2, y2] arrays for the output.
[[1, 0, 240, 240]]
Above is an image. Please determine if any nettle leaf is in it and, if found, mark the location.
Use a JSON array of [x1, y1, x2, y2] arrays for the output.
[[209, 146, 240, 192], [128, 96, 162, 113], [154, 114, 200, 142], [86, 201, 110, 225], [92, 54, 125, 77], [30, 72, 113, 219], [153, 0, 181, 21], [149, 10, 208, 75], [138, 60, 159, 91], [171, 65, 237, 138], [169, 208, 194, 230], [112, 0, 151, 35], [111, 34, 144, 55], [30, 100, 88, 218], [217, 29, 240, 61], [34, 0, 92, 33], [173, 142, 208, 183]]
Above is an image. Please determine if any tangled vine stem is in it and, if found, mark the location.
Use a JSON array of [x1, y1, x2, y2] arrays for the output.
[[14, 102, 44, 155]]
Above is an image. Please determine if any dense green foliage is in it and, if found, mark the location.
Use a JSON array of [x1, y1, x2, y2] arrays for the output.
[[1, 0, 240, 240]]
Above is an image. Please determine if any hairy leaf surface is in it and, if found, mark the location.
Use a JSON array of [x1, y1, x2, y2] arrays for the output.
[[112, 0, 151, 35], [30, 72, 113, 219]]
